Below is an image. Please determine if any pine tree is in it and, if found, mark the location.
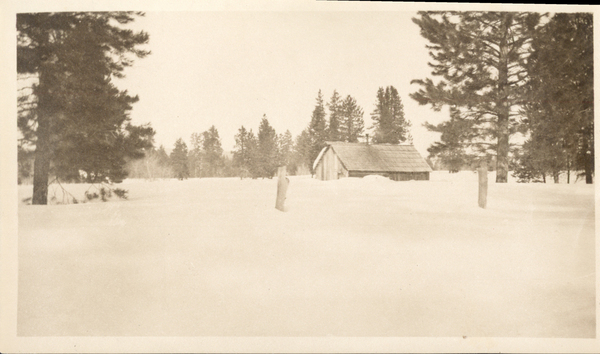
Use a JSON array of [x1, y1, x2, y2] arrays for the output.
[[233, 127, 260, 178], [257, 115, 278, 178], [424, 107, 476, 172], [308, 90, 328, 171], [512, 138, 555, 183], [291, 128, 312, 175], [170, 138, 189, 180], [17, 12, 150, 204], [339, 95, 365, 143], [371, 86, 411, 144], [522, 13, 593, 183], [188, 132, 203, 178], [245, 130, 260, 178], [411, 12, 541, 183], [277, 130, 294, 168], [156, 145, 170, 166], [327, 90, 343, 141], [200, 126, 224, 177], [233, 126, 252, 178]]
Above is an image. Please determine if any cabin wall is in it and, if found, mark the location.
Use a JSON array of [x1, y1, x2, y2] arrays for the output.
[[391, 172, 430, 181], [316, 148, 347, 180], [348, 171, 430, 181]]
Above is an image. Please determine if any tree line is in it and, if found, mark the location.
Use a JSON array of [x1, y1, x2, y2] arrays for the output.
[[412, 12, 593, 183], [126, 117, 298, 180], [124, 87, 413, 181], [298, 87, 413, 171], [18, 81, 411, 188], [17, 11, 593, 204]]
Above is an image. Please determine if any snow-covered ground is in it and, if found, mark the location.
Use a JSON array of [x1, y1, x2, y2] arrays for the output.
[[17, 172, 595, 337]]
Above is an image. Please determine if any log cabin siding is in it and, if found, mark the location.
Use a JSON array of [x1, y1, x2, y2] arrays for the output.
[[315, 147, 348, 181], [314, 142, 431, 181], [347, 171, 430, 181]]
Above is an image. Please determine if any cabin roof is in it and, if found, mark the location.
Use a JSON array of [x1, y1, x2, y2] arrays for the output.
[[313, 141, 432, 173]]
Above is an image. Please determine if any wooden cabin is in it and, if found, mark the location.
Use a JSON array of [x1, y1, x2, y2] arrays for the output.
[[313, 142, 432, 181]]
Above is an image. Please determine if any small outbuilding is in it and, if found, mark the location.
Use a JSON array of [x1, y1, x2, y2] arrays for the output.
[[313, 141, 432, 181]]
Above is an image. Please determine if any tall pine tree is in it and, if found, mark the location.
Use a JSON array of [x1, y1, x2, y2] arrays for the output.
[[188, 132, 203, 178], [200, 126, 224, 177], [257, 115, 278, 178], [522, 13, 593, 183], [327, 90, 343, 141], [371, 86, 411, 144], [233, 126, 252, 178], [17, 12, 150, 204], [245, 130, 260, 178], [170, 138, 189, 180], [308, 90, 328, 170], [277, 130, 294, 168], [340, 95, 365, 143], [411, 12, 541, 183]]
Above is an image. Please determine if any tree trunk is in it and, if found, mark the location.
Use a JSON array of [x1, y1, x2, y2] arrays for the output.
[[567, 156, 570, 184], [585, 151, 593, 184], [496, 112, 510, 183], [31, 71, 54, 205], [583, 130, 593, 184], [32, 134, 51, 205], [553, 172, 560, 183], [495, 14, 512, 184]]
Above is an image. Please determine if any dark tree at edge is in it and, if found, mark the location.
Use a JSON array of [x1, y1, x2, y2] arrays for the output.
[[17, 12, 149, 204], [411, 11, 540, 183]]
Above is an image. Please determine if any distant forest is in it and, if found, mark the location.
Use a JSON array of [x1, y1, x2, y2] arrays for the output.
[[122, 85, 412, 180]]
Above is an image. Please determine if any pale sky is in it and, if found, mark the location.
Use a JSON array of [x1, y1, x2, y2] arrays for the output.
[[120, 10, 449, 156], [8, 1, 582, 158]]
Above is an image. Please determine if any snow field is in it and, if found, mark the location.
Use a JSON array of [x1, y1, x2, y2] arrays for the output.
[[17, 172, 595, 337]]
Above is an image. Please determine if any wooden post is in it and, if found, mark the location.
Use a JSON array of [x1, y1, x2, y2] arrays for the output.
[[275, 166, 289, 212], [478, 162, 488, 209]]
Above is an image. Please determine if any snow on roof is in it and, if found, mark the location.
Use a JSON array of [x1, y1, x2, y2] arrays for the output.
[[312, 145, 329, 171], [314, 141, 432, 173]]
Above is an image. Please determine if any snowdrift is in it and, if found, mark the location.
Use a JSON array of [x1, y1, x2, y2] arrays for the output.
[[17, 171, 595, 337]]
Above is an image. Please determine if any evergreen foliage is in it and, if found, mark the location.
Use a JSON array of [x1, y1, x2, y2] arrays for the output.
[[308, 90, 328, 172], [17, 12, 150, 204], [277, 130, 294, 168], [339, 95, 365, 143], [257, 115, 278, 178], [411, 11, 541, 183], [327, 90, 343, 141], [290, 128, 312, 175], [233, 126, 254, 178], [245, 130, 260, 178], [199, 126, 224, 177], [218, 155, 238, 178], [170, 138, 189, 180], [425, 107, 476, 172], [188, 132, 203, 178], [511, 139, 552, 183], [518, 12, 593, 183], [371, 86, 411, 144]]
